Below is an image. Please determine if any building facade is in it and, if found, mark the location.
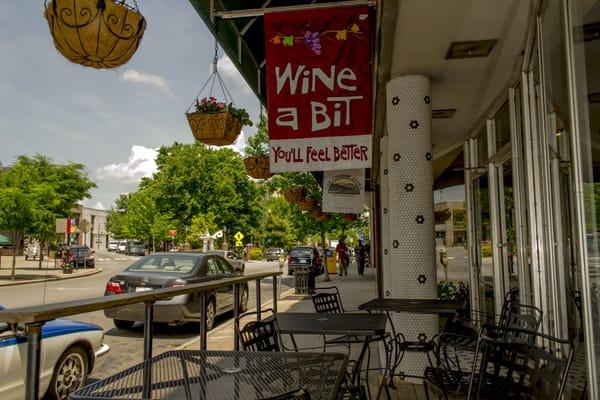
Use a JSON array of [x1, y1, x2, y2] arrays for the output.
[[70, 205, 111, 250]]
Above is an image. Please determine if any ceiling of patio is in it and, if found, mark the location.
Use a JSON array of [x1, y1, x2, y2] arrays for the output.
[[188, 0, 534, 185], [389, 0, 534, 157]]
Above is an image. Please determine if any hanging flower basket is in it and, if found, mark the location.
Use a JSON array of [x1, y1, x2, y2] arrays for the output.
[[299, 198, 318, 212], [186, 97, 252, 146], [344, 214, 358, 222], [284, 187, 307, 204], [244, 156, 272, 180], [187, 110, 243, 146], [44, 0, 146, 69]]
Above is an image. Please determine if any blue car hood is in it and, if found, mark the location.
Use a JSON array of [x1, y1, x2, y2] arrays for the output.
[[0, 305, 102, 348]]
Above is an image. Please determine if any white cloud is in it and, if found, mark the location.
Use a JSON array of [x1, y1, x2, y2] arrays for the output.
[[119, 69, 175, 97], [210, 129, 247, 155], [93, 202, 106, 210], [210, 55, 253, 95], [95, 145, 158, 183]]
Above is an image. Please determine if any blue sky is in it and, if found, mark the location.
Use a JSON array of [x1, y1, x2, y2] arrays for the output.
[[0, 2, 260, 210]]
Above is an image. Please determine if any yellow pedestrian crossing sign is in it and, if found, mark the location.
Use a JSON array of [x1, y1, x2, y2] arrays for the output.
[[235, 240, 243, 247], [234, 231, 244, 242]]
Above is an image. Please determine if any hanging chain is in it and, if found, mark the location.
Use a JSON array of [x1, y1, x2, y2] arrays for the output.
[[212, 40, 219, 74], [132, 0, 140, 11]]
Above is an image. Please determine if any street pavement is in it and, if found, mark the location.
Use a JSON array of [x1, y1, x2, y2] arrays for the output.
[[0, 251, 293, 380]]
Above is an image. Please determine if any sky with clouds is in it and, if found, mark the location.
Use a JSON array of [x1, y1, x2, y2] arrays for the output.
[[0, 2, 260, 210]]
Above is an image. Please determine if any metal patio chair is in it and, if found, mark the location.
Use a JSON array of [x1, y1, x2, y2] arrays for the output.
[[236, 308, 283, 352], [422, 303, 543, 399], [467, 327, 574, 400], [262, 388, 312, 400]]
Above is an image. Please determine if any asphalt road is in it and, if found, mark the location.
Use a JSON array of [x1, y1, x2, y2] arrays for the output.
[[0, 251, 293, 380]]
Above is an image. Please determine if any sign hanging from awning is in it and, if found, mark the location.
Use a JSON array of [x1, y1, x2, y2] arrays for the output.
[[322, 169, 365, 214], [264, 6, 372, 173]]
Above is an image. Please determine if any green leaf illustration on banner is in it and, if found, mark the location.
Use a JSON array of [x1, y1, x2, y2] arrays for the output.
[[283, 36, 294, 46]]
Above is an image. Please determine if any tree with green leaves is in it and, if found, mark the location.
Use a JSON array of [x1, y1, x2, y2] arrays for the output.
[[0, 188, 34, 278], [0, 155, 95, 271]]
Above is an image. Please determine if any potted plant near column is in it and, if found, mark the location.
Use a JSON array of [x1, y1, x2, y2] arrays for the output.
[[243, 114, 273, 179]]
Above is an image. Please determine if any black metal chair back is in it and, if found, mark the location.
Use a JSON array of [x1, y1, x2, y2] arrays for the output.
[[501, 304, 543, 344], [312, 286, 345, 314], [469, 328, 574, 400], [236, 308, 282, 352]]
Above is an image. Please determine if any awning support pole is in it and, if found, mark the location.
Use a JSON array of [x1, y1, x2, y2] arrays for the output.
[[215, 0, 375, 20]]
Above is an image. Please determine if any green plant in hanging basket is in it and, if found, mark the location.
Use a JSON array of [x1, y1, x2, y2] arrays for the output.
[[186, 97, 252, 146]]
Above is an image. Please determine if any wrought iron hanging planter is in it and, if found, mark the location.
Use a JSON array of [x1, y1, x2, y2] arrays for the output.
[[44, 0, 146, 69], [186, 42, 252, 146], [243, 156, 272, 180]]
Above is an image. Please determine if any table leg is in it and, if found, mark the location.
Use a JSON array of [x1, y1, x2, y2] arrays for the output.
[[351, 335, 372, 386], [385, 311, 397, 339], [290, 334, 299, 352]]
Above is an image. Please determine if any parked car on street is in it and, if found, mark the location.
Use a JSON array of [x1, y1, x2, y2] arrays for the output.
[[287, 246, 317, 275], [107, 240, 118, 252], [117, 240, 127, 253], [66, 245, 95, 268], [125, 241, 146, 256], [25, 242, 40, 261], [103, 252, 249, 331], [204, 250, 245, 273], [0, 305, 109, 400], [265, 247, 285, 262]]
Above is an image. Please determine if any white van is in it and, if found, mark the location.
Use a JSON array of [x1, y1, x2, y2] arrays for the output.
[[108, 240, 118, 252], [117, 240, 127, 253]]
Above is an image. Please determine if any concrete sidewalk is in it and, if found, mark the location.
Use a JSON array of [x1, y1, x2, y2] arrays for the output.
[[0, 255, 101, 286]]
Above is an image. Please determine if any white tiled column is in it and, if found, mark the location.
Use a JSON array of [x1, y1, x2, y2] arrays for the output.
[[382, 75, 438, 376]]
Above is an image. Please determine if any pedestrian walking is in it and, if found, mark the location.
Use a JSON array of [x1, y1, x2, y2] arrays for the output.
[[308, 248, 322, 293], [355, 240, 366, 276], [336, 237, 349, 276]]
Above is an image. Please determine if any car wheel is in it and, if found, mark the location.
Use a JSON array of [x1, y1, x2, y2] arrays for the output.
[[206, 298, 216, 331], [239, 286, 249, 313], [114, 319, 135, 330], [46, 345, 88, 400]]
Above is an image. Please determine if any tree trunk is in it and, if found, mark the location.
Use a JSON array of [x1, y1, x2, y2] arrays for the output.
[[38, 243, 45, 270], [11, 242, 16, 280], [320, 223, 330, 282]]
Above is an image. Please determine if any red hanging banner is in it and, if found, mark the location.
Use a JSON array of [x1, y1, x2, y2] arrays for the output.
[[264, 6, 372, 172]]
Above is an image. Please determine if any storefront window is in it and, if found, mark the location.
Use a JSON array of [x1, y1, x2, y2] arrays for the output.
[[495, 102, 511, 151], [570, 0, 600, 395]]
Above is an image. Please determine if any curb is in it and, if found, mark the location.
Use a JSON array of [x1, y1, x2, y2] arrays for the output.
[[176, 287, 296, 351], [0, 268, 103, 287]]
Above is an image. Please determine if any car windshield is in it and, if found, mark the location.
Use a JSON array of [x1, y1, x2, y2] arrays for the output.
[[125, 254, 198, 274], [291, 248, 313, 257]]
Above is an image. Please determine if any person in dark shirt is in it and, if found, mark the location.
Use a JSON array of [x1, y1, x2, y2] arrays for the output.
[[355, 240, 366, 276], [336, 237, 349, 276]]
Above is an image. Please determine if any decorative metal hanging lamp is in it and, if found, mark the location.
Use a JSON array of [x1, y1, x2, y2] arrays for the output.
[[186, 41, 252, 146], [44, 0, 146, 69]]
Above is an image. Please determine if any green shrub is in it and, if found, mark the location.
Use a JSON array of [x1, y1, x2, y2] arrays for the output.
[[249, 248, 263, 260]]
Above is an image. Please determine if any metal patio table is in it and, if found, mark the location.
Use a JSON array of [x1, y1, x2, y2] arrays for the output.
[[70, 350, 347, 400], [358, 298, 467, 337], [276, 312, 387, 385]]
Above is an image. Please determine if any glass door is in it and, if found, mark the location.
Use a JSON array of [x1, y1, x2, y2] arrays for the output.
[[473, 173, 494, 314]]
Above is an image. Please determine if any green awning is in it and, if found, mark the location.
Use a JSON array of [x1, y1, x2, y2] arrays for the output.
[[0, 234, 11, 245]]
